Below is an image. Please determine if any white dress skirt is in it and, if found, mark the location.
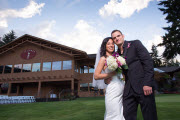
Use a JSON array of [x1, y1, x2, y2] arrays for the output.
[[104, 69, 125, 120]]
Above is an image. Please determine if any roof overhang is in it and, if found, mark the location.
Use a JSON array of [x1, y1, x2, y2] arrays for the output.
[[0, 34, 88, 59]]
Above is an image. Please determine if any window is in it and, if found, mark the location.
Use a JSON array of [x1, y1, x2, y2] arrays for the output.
[[43, 62, 51, 71], [74, 61, 79, 72], [89, 65, 94, 73], [63, 60, 72, 70], [0, 65, 3, 74], [22, 64, 31, 72], [1, 83, 9, 93], [14, 64, 22, 73], [74, 64, 77, 71], [52, 61, 61, 70], [80, 66, 90, 73], [1, 87, 8, 93], [80, 83, 88, 91], [32, 63, 41, 72], [84, 66, 88, 73], [76, 67, 79, 72], [4, 65, 12, 73], [80, 66, 84, 73], [11, 84, 17, 93], [74, 64, 79, 72]]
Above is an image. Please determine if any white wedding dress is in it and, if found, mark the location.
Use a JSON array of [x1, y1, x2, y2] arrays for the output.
[[104, 68, 125, 120]]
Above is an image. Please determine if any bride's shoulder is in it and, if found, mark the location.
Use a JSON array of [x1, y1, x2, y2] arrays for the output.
[[100, 56, 106, 61], [99, 56, 106, 63]]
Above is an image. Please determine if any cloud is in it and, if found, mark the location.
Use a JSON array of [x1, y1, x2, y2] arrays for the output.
[[0, 0, 45, 28], [52, 0, 81, 8], [0, 19, 8, 28], [60, 20, 104, 54], [176, 55, 180, 62], [0, 27, 8, 37], [142, 35, 164, 56], [26, 19, 104, 54], [99, 0, 153, 18], [67, 0, 81, 7], [144, 35, 180, 61], [29, 20, 57, 41]]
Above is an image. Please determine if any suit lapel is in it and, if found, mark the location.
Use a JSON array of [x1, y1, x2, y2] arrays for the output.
[[123, 41, 128, 58]]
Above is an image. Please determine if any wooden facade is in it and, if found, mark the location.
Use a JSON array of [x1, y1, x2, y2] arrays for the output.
[[0, 34, 99, 98]]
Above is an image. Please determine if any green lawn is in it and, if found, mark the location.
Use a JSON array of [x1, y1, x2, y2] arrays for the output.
[[0, 94, 180, 120]]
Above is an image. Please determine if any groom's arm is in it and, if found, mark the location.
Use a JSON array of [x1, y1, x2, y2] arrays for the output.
[[134, 40, 154, 95]]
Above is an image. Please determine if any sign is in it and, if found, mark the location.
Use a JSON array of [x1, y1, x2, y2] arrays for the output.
[[21, 49, 36, 60]]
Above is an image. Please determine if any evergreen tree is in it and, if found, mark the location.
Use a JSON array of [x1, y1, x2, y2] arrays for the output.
[[161, 58, 180, 67], [167, 59, 175, 66], [151, 44, 162, 67], [0, 37, 4, 47], [0, 30, 17, 47], [158, 0, 180, 59], [174, 59, 180, 66]]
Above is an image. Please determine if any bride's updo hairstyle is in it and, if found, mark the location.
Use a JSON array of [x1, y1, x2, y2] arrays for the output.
[[100, 37, 114, 57]]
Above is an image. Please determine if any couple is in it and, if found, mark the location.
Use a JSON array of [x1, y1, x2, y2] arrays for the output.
[[93, 30, 158, 120]]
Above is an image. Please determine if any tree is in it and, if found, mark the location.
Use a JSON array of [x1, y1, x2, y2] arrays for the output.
[[151, 44, 162, 67], [175, 59, 180, 66], [158, 0, 180, 59], [161, 58, 180, 67], [0, 30, 17, 47], [167, 59, 180, 66], [154, 71, 171, 92]]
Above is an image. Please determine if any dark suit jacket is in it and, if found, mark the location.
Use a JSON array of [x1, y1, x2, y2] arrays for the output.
[[118, 40, 155, 96]]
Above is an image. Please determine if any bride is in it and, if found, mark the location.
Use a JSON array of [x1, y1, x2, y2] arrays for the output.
[[93, 37, 125, 120]]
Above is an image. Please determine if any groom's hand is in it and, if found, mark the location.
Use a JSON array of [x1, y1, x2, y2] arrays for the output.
[[143, 86, 152, 96], [105, 78, 112, 84]]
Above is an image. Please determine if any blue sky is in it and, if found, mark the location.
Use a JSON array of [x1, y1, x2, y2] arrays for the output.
[[0, 0, 178, 60]]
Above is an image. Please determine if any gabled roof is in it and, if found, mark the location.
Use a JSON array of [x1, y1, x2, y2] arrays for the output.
[[154, 68, 164, 73], [0, 34, 88, 59], [88, 54, 96, 59]]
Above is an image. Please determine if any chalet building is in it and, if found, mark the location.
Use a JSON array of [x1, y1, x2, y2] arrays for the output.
[[0, 34, 98, 98]]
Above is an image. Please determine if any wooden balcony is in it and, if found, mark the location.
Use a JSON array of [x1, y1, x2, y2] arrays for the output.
[[0, 70, 73, 84]]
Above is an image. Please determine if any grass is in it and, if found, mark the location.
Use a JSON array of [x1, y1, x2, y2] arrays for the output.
[[0, 94, 180, 120], [137, 94, 180, 120]]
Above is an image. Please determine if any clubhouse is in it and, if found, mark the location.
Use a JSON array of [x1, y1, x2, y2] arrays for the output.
[[0, 34, 99, 98]]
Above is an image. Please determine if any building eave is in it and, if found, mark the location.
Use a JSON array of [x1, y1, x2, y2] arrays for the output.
[[0, 34, 88, 59]]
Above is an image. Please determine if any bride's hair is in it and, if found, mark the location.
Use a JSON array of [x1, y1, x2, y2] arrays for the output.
[[100, 37, 114, 57]]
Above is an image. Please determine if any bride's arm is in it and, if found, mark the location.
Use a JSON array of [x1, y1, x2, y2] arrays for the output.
[[94, 57, 116, 80]]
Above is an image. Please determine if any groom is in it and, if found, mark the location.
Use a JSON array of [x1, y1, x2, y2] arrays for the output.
[[111, 30, 158, 120]]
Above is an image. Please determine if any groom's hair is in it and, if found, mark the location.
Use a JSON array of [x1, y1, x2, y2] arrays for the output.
[[111, 30, 123, 36]]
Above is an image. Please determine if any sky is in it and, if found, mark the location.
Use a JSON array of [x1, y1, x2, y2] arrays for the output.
[[0, 0, 179, 60]]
